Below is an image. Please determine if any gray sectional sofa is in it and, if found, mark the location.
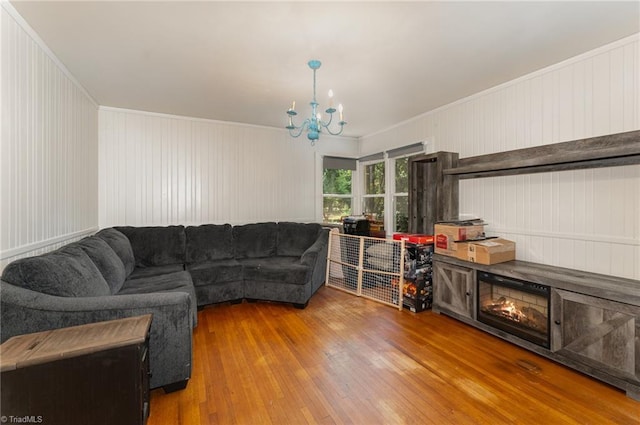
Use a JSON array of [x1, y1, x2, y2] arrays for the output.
[[0, 222, 328, 392]]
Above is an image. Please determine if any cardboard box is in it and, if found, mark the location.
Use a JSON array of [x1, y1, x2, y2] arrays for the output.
[[434, 222, 486, 257], [392, 276, 433, 313], [404, 244, 433, 279], [455, 238, 516, 265], [402, 277, 432, 313]]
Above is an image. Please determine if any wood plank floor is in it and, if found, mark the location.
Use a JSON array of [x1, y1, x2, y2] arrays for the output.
[[147, 286, 639, 424]]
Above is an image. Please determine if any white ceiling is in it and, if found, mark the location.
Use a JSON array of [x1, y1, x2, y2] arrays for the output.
[[10, 1, 640, 138]]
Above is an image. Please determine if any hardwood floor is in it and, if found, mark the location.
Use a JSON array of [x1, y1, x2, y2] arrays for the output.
[[147, 286, 639, 424]]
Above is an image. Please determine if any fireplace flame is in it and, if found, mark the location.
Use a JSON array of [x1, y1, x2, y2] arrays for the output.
[[479, 286, 549, 337], [484, 297, 527, 322]]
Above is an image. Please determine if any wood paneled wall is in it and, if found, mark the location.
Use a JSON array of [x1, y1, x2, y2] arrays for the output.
[[98, 108, 358, 227], [0, 4, 99, 270], [361, 34, 640, 280]]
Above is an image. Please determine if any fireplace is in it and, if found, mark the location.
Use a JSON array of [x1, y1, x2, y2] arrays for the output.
[[477, 271, 550, 348]]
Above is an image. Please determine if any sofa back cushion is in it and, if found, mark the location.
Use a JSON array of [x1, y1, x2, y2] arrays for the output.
[[276, 222, 322, 257], [95, 228, 136, 276], [76, 236, 127, 294], [233, 222, 277, 259], [185, 224, 233, 263], [115, 225, 186, 267], [1, 245, 111, 297]]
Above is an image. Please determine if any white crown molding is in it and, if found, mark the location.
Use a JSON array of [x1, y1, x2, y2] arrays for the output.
[[362, 32, 640, 141], [99, 105, 359, 141]]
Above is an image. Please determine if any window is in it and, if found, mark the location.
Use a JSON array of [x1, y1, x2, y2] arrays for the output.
[[393, 157, 409, 232], [387, 142, 424, 233], [363, 161, 385, 221], [323, 143, 422, 232], [323, 169, 352, 223], [322, 156, 356, 224]]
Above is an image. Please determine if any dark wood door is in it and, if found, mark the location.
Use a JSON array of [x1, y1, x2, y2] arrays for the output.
[[408, 152, 459, 235]]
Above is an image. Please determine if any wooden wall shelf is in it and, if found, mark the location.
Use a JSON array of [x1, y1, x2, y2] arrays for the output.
[[443, 130, 640, 179]]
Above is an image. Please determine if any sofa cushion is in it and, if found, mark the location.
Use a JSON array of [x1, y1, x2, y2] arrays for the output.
[[76, 236, 127, 294], [95, 228, 136, 276], [127, 264, 185, 280], [233, 222, 277, 259], [118, 270, 197, 325], [119, 271, 194, 297], [186, 259, 243, 287], [277, 222, 322, 257], [185, 224, 234, 263], [116, 226, 186, 267], [238, 257, 310, 285], [1, 245, 111, 297]]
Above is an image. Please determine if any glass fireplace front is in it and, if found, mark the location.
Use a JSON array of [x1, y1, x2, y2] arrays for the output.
[[477, 271, 550, 348]]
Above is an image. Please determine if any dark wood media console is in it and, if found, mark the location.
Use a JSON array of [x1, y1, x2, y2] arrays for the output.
[[0, 315, 152, 425], [432, 255, 640, 400]]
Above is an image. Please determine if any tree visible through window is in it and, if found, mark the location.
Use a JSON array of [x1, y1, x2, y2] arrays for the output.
[[394, 157, 409, 232], [363, 162, 385, 221], [323, 169, 352, 223]]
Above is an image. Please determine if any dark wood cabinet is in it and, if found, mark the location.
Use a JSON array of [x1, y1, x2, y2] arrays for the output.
[[408, 151, 459, 235], [432, 260, 475, 319], [0, 315, 152, 425]]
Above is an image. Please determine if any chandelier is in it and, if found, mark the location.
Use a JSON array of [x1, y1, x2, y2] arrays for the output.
[[286, 60, 346, 144]]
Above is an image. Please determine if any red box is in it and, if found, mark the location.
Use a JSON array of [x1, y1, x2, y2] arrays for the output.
[[393, 233, 434, 245], [408, 234, 433, 245]]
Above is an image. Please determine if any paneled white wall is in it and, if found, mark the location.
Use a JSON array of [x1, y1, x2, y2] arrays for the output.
[[361, 34, 640, 280], [5, 0, 636, 281], [0, 3, 99, 270], [98, 108, 358, 227]]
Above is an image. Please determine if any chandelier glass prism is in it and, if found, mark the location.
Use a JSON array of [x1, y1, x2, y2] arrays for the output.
[[286, 60, 346, 144]]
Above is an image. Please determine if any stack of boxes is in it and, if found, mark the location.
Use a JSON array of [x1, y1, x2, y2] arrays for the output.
[[434, 220, 516, 265], [392, 233, 434, 312]]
